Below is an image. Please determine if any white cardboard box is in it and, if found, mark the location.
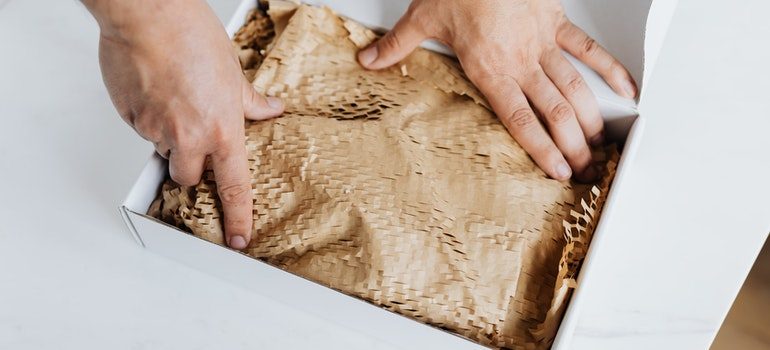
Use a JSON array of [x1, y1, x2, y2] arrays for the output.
[[120, 1, 677, 348]]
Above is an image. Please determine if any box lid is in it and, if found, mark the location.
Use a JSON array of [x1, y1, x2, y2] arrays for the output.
[[299, 0, 678, 115]]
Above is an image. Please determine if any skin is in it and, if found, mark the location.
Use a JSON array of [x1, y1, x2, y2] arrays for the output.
[[82, 0, 284, 249], [83, 0, 635, 248], [358, 0, 638, 182]]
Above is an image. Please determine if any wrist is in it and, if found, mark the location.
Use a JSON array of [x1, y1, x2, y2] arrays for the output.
[[82, 0, 194, 42]]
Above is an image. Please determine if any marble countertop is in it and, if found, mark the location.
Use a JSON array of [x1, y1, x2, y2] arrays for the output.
[[0, 0, 768, 349]]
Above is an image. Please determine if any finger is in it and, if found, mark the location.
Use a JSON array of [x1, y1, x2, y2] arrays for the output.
[[168, 150, 206, 186], [242, 79, 284, 121], [357, 10, 427, 70], [541, 50, 604, 146], [153, 142, 171, 159], [520, 68, 597, 182], [211, 141, 253, 250], [557, 22, 638, 98], [464, 65, 571, 180]]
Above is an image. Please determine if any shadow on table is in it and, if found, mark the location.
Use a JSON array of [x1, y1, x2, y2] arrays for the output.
[[712, 236, 770, 349]]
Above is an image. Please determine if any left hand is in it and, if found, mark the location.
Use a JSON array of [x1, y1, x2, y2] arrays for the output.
[[358, 0, 637, 182]]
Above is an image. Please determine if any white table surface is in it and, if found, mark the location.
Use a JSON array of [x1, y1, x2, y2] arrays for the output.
[[0, 0, 768, 349]]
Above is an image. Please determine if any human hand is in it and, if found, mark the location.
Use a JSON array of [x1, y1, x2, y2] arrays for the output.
[[358, 0, 636, 182], [83, 0, 284, 249]]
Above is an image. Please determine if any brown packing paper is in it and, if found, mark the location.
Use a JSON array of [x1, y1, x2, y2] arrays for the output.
[[149, 3, 619, 349]]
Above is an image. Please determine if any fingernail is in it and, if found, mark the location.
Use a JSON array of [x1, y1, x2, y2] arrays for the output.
[[622, 79, 637, 98], [267, 96, 283, 110], [228, 235, 247, 250], [590, 132, 605, 147], [555, 162, 572, 180], [358, 45, 379, 67]]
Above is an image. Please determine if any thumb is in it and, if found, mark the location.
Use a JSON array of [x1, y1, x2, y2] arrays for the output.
[[242, 79, 284, 121], [357, 13, 427, 70]]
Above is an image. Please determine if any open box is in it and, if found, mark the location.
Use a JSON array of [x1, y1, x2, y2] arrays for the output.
[[120, 0, 677, 348]]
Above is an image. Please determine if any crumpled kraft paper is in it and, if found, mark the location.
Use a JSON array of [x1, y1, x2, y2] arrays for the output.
[[150, 3, 619, 349]]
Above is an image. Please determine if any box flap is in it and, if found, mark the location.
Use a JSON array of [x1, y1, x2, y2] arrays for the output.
[[561, 0, 678, 109], [300, 0, 677, 114], [642, 0, 679, 102]]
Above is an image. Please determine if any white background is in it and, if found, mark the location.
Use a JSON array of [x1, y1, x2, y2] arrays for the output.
[[0, 0, 768, 349]]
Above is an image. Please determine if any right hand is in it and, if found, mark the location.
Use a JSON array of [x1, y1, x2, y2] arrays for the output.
[[83, 0, 284, 249], [359, 0, 637, 182]]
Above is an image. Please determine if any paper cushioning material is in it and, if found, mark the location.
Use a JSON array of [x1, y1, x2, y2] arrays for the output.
[[149, 2, 619, 348]]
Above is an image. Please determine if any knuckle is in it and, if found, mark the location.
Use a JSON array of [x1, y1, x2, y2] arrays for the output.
[[463, 49, 522, 85], [380, 31, 404, 53], [465, 61, 496, 84], [564, 75, 585, 96], [164, 125, 187, 149], [210, 126, 231, 147], [513, 54, 538, 76], [172, 133, 199, 154], [547, 102, 574, 125], [218, 183, 252, 205], [119, 107, 136, 127], [504, 108, 538, 130], [582, 37, 599, 56], [132, 111, 157, 137], [174, 139, 193, 154]]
